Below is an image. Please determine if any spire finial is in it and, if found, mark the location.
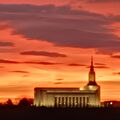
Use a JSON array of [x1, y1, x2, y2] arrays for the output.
[[90, 56, 94, 71], [91, 56, 93, 66]]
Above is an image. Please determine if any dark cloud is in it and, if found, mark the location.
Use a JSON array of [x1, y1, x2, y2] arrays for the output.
[[0, 59, 20, 64], [0, 59, 60, 65], [94, 66, 110, 69], [20, 51, 67, 57], [11, 70, 29, 74], [95, 63, 106, 66], [87, 65, 109, 69], [68, 63, 86, 67], [0, 4, 104, 16], [111, 55, 120, 59], [85, 0, 120, 3], [56, 78, 64, 81], [113, 72, 120, 75], [0, 4, 120, 53], [0, 41, 14, 47], [23, 61, 60, 65], [0, 4, 55, 13], [54, 82, 62, 84]]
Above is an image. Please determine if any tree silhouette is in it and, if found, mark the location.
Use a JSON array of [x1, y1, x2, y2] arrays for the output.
[[18, 98, 33, 106], [6, 99, 13, 106]]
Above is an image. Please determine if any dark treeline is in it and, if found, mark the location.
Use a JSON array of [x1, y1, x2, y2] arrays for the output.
[[0, 107, 120, 120], [1, 98, 120, 120], [0, 98, 33, 107]]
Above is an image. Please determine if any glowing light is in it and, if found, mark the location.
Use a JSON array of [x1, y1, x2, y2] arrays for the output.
[[79, 87, 85, 90], [110, 102, 113, 105]]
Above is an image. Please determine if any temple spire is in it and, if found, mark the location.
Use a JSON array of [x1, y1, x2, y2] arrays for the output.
[[91, 56, 93, 66], [90, 56, 94, 71], [87, 56, 97, 86]]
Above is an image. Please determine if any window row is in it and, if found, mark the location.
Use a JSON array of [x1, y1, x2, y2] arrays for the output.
[[54, 96, 89, 107]]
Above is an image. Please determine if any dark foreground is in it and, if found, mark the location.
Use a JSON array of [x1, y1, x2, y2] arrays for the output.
[[0, 106, 120, 120]]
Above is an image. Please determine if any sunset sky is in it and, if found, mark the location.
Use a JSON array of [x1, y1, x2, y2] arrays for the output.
[[0, 0, 120, 101]]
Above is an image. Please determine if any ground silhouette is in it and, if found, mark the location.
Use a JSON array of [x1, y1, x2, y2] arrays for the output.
[[0, 106, 120, 120]]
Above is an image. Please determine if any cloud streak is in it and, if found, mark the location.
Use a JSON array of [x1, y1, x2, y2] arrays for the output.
[[68, 63, 86, 67], [23, 61, 60, 65], [20, 51, 67, 57], [0, 59, 61, 65], [111, 55, 120, 59], [0, 41, 14, 47], [11, 70, 29, 74], [86, 64, 109, 69], [113, 72, 120, 75], [0, 59, 20, 64]]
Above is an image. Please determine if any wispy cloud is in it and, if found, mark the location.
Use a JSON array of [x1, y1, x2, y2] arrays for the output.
[[113, 71, 120, 74], [68, 63, 86, 67], [0, 59, 20, 64], [94, 66, 110, 69], [111, 55, 120, 59], [0, 41, 14, 47], [11, 70, 29, 74], [56, 78, 64, 81], [23, 61, 60, 65], [20, 51, 67, 57], [86, 64, 110, 69], [0, 59, 60, 65], [95, 63, 106, 66]]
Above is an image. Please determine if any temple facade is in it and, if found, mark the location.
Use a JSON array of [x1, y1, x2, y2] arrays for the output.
[[34, 57, 100, 107]]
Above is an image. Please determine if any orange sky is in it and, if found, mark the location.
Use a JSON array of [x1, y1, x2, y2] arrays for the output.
[[0, 0, 119, 101]]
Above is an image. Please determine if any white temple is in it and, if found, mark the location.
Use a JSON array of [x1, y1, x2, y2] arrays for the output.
[[34, 57, 100, 107]]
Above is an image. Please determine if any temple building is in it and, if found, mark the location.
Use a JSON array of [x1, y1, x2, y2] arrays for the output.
[[34, 57, 100, 107]]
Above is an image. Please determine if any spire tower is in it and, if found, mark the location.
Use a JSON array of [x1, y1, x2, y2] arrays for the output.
[[87, 56, 97, 86]]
